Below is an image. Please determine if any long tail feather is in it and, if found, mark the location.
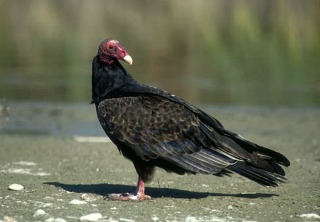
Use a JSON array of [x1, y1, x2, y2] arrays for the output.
[[228, 162, 286, 186]]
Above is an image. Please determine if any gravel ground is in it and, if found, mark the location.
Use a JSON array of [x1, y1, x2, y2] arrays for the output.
[[0, 103, 319, 222]]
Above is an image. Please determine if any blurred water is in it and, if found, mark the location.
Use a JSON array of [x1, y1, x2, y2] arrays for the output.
[[1, 101, 319, 138], [0, 102, 103, 137], [0, 68, 318, 106]]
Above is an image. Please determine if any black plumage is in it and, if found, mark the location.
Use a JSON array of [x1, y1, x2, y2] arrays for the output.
[[92, 39, 290, 200]]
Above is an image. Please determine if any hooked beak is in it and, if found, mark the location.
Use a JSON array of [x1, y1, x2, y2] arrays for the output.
[[123, 55, 133, 65]]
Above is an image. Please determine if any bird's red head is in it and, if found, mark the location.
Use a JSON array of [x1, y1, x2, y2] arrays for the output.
[[98, 39, 133, 65]]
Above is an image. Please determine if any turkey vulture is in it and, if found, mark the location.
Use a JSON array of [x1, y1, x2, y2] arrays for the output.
[[91, 38, 290, 201]]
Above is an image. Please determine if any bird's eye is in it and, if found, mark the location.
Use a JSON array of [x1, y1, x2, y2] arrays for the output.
[[107, 43, 115, 50]]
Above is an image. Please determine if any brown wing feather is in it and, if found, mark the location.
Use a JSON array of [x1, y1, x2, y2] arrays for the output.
[[98, 95, 203, 152], [97, 95, 236, 174]]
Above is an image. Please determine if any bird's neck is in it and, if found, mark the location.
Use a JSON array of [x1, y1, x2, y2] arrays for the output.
[[91, 56, 136, 104]]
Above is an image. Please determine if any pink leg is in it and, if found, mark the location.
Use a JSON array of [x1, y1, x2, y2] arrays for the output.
[[108, 176, 151, 201]]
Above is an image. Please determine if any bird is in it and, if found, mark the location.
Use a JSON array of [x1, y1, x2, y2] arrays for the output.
[[91, 38, 290, 201]]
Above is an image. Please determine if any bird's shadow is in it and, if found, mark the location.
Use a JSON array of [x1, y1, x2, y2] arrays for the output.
[[44, 182, 277, 199]]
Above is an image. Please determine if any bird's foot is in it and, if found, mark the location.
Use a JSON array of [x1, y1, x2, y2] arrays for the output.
[[107, 193, 151, 201]]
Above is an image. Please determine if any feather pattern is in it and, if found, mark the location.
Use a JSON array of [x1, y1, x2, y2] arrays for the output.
[[91, 39, 290, 192], [97, 93, 289, 185]]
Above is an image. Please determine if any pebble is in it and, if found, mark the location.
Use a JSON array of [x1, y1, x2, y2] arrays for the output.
[[81, 193, 96, 202], [8, 184, 24, 191], [185, 216, 197, 222], [14, 161, 37, 166], [33, 209, 46, 217], [151, 215, 159, 221], [119, 219, 135, 222], [69, 199, 87, 205], [2, 217, 17, 222], [42, 203, 53, 208], [45, 218, 67, 222], [299, 213, 320, 219], [79, 213, 103, 221], [53, 218, 67, 222]]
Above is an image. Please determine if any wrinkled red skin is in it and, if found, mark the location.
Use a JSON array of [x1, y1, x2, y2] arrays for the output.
[[98, 39, 130, 65]]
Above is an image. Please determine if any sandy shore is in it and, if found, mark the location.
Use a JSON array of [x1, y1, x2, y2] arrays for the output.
[[0, 103, 319, 221]]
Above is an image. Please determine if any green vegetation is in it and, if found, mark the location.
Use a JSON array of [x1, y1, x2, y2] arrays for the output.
[[0, 0, 319, 105]]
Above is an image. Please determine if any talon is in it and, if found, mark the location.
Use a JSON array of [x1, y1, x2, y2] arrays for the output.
[[120, 193, 130, 197], [107, 193, 151, 201], [106, 176, 151, 201]]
